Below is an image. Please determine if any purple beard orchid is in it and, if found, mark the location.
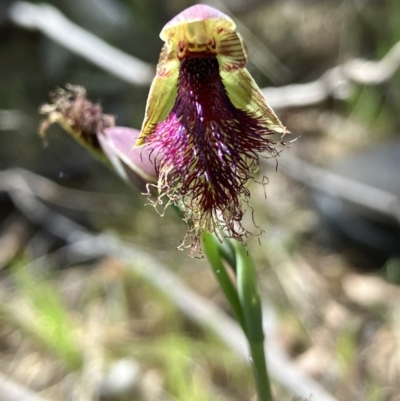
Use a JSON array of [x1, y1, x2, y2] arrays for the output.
[[40, 4, 289, 255], [136, 5, 288, 251]]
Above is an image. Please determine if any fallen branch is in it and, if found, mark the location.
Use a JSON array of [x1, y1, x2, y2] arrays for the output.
[[265, 153, 400, 224], [10, 169, 131, 214]]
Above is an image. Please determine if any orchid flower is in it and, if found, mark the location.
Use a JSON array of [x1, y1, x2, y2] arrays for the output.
[[39, 85, 157, 191], [136, 5, 288, 251]]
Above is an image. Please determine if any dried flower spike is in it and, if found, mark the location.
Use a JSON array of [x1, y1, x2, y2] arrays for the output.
[[39, 85, 115, 156], [39, 85, 156, 189], [137, 4, 289, 252]]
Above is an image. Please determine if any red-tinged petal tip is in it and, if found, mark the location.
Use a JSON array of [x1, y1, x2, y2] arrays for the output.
[[162, 4, 233, 33]]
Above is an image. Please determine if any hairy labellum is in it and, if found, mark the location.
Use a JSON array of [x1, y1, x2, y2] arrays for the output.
[[137, 5, 289, 252]]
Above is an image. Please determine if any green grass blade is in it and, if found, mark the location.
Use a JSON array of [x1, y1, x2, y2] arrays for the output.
[[234, 241, 273, 401], [201, 232, 245, 330]]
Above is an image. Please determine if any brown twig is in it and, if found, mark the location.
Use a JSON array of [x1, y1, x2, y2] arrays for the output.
[[264, 153, 400, 224], [10, 169, 131, 214]]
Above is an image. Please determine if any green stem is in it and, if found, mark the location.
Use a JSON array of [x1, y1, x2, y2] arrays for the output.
[[201, 232, 245, 331], [218, 239, 236, 271], [249, 341, 272, 401], [234, 241, 273, 401]]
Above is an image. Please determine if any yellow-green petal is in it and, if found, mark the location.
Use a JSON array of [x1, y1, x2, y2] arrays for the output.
[[221, 68, 287, 134]]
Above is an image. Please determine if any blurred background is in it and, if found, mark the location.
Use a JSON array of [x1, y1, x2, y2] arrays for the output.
[[1, 0, 400, 400]]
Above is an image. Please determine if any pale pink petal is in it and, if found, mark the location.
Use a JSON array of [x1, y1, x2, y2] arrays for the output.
[[99, 126, 157, 189]]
